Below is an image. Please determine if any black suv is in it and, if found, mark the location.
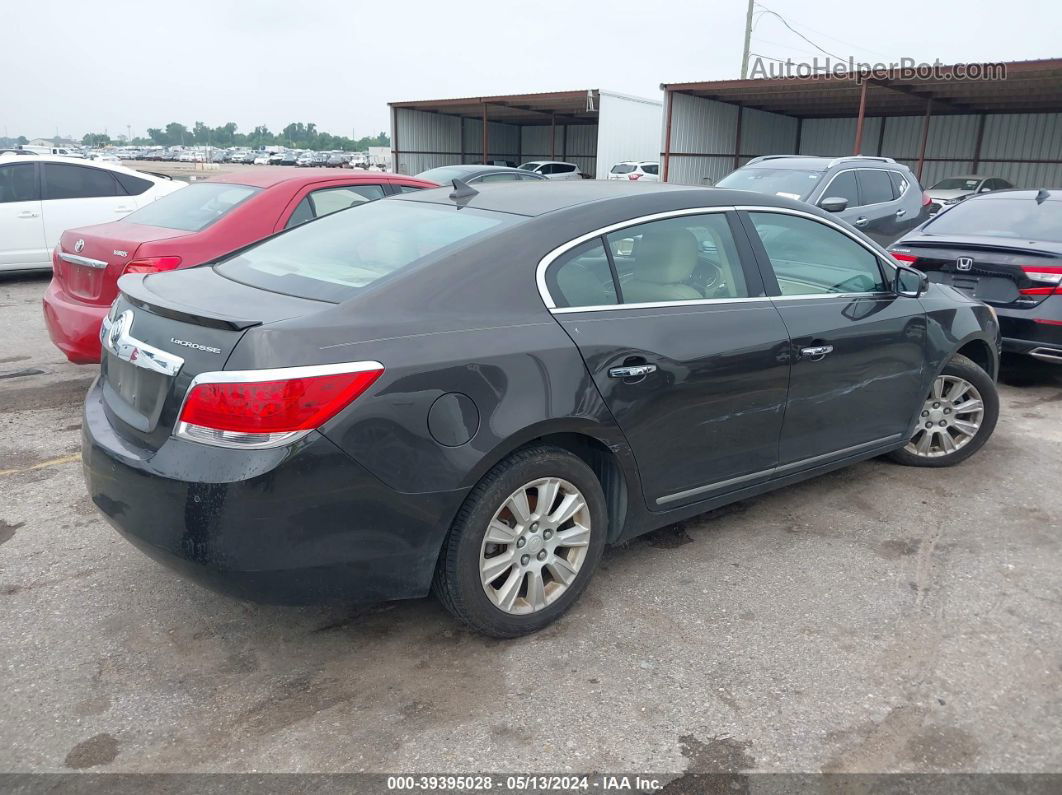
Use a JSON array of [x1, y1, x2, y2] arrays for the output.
[[717, 155, 931, 246]]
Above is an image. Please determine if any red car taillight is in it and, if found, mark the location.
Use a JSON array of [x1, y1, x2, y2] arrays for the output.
[[124, 256, 182, 275], [1019, 265, 1062, 296], [176, 363, 383, 448], [891, 252, 919, 265], [628, 173, 642, 180], [921, 191, 932, 207]]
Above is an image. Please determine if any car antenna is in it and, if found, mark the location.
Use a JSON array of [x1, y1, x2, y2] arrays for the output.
[[449, 178, 478, 204], [1036, 188, 1050, 204]]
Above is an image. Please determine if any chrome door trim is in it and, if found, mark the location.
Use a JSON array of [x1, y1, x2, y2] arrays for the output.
[[654, 433, 903, 507], [535, 205, 736, 310], [100, 310, 184, 377], [59, 252, 108, 270], [550, 296, 772, 314]]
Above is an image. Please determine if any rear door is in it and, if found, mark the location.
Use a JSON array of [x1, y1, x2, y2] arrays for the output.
[[0, 161, 46, 270], [742, 208, 926, 466], [41, 162, 133, 250], [543, 208, 791, 510], [855, 168, 908, 245]]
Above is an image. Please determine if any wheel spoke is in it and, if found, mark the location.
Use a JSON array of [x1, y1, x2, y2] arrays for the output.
[[494, 568, 524, 612], [915, 429, 933, 454], [947, 379, 971, 403], [536, 479, 561, 518], [940, 431, 957, 453], [525, 569, 547, 610], [485, 519, 518, 545], [481, 550, 515, 585], [546, 554, 579, 586], [952, 398, 983, 415], [549, 492, 586, 527], [555, 523, 591, 548], [931, 377, 944, 399], [506, 489, 532, 525], [952, 419, 980, 438]]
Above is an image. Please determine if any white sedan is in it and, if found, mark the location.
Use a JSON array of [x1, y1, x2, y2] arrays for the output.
[[0, 154, 185, 273], [517, 161, 584, 180]]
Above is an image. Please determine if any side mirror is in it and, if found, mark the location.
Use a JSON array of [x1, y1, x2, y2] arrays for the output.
[[979, 186, 991, 193], [895, 264, 927, 298], [819, 196, 848, 213]]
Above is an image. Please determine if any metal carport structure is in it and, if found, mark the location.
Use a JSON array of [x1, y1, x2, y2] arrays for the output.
[[660, 58, 1062, 189], [388, 89, 661, 179]]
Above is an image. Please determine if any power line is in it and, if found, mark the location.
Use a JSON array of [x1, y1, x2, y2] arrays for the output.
[[753, 4, 847, 62], [754, 3, 890, 60]]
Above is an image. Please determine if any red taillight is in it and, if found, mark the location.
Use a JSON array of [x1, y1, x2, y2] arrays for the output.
[[1019, 265, 1062, 296], [891, 252, 919, 264], [628, 173, 642, 180], [921, 191, 932, 207], [124, 256, 182, 275], [177, 365, 383, 447]]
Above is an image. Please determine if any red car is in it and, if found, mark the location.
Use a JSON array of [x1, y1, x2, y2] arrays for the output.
[[43, 169, 436, 363]]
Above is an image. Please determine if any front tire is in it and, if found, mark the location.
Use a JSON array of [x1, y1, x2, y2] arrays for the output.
[[887, 353, 999, 467], [433, 445, 607, 638]]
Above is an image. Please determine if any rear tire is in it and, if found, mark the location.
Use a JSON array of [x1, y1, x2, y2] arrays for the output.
[[433, 445, 607, 638], [887, 353, 998, 468]]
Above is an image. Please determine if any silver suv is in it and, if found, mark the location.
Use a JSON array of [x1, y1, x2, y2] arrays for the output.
[[716, 155, 931, 245]]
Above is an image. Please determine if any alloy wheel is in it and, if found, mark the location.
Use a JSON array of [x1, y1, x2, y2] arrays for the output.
[[479, 477, 592, 615], [905, 375, 985, 458]]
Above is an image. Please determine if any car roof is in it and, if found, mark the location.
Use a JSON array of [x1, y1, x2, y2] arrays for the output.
[[420, 164, 528, 178], [394, 180, 810, 217], [937, 174, 991, 180], [0, 152, 160, 179], [203, 168, 429, 188], [744, 155, 907, 173], [964, 189, 1060, 202]]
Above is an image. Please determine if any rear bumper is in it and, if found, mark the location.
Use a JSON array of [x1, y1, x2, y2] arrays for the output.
[[42, 279, 106, 364], [998, 296, 1062, 363], [82, 378, 467, 605]]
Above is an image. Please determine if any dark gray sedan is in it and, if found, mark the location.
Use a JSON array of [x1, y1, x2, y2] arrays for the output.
[[83, 182, 999, 637]]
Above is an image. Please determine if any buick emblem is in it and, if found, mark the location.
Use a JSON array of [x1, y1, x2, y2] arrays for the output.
[[74, 239, 85, 254], [108, 312, 127, 349], [956, 256, 974, 271]]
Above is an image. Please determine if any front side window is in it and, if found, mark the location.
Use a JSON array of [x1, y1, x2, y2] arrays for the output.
[[820, 170, 860, 207], [218, 199, 517, 302], [517, 162, 540, 171], [857, 169, 895, 204], [42, 163, 119, 200], [546, 238, 618, 308], [123, 183, 259, 231], [749, 212, 888, 295], [0, 163, 39, 203], [607, 213, 749, 304]]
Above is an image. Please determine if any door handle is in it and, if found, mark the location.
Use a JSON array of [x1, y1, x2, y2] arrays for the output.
[[16, 211, 40, 219], [853, 217, 869, 227], [895, 209, 906, 217], [608, 364, 657, 378], [800, 345, 834, 360]]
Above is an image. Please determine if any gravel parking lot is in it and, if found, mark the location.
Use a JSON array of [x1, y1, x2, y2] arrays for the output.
[[1, 272, 1060, 777]]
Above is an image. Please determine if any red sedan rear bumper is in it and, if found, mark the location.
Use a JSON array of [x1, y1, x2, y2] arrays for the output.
[[42, 279, 106, 364]]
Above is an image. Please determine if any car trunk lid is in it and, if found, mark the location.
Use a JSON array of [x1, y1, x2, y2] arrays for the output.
[[891, 236, 1062, 307], [56, 223, 189, 305], [100, 267, 326, 451]]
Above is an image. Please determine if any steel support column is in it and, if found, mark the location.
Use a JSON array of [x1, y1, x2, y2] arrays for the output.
[[972, 113, 987, 172], [391, 106, 399, 174], [550, 113, 556, 161], [853, 80, 868, 154], [916, 98, 934, 181], [481, 103, 488, 165], [662, 89, 674, 182], [733, 105, 743, 170]]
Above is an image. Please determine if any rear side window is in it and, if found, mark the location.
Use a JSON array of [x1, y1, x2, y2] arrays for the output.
[[476, 173, 521, 183], [749, 212, 888, 295], [218, 200, 517, 302], [121, 182, 260, 231], [397, 184, 424, 193], [821, 170, 860, 206], [642, 163, 659, 175], [546, 239, 619, 308], [0, 163, 39, 203], [115, 172, 154, 196], [285, 184, 386, 228], [43, 163, 119, 199], [888, 171, 909, 198], [857, 169, 895, 204]]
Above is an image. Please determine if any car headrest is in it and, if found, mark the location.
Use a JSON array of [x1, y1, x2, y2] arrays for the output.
[[632, 229, 698, 284]]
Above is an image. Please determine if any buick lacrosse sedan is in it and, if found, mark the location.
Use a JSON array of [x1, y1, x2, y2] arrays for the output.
[[83, 181, 1000, 637]]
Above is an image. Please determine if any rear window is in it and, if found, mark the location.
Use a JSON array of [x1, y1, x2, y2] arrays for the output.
[[216, 198, 517, 302], [611, 163, 636, 174], [716, 167, 823, 201], [923, 197, 1062, 243], [121, 183, 260, 231]]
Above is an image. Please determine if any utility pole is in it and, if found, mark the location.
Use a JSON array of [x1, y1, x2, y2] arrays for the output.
[[740, 0, 754, 79]]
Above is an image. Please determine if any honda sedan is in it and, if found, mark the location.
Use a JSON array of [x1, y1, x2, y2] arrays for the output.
[[83, 182, 1000, 637]]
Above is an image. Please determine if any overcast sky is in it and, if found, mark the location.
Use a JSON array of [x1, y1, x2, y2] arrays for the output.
[[3, 0, 1060, 141]]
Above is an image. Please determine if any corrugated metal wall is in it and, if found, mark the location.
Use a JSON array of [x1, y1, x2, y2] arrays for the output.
[[664, 93, 797, 185], [596, 91, 662, 179], [519, 124, 598, 177], [665, 95, 1062, 188], [392, 107, 523, 175]]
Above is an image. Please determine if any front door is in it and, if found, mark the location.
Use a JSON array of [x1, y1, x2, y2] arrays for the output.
[[544, 209, 790, 509], [742, 209, 927, 467], [0, 161, 46, 270]]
